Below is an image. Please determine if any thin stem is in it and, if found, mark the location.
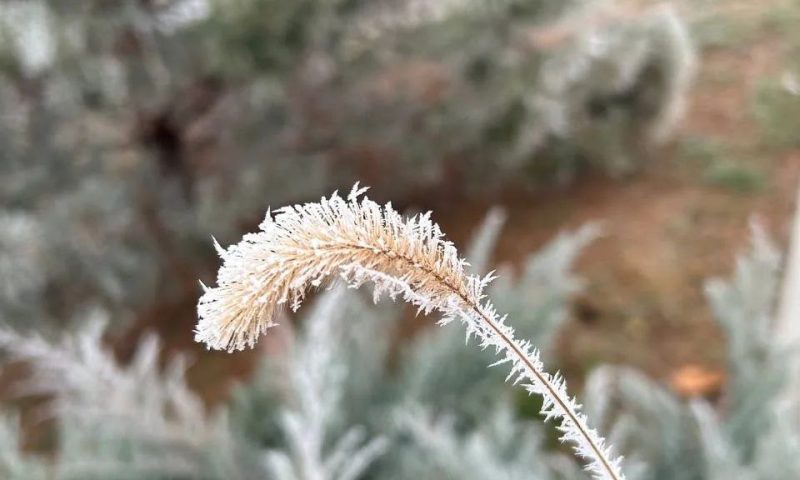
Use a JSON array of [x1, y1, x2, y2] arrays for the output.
[[338, 242, 621, 480], [198, 185, 623, 479]]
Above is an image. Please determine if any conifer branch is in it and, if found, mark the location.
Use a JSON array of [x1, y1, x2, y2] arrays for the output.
[[196, 183, 624, 480]]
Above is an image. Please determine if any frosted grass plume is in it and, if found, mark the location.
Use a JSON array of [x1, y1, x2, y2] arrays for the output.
[[196, 183, 625, 480]]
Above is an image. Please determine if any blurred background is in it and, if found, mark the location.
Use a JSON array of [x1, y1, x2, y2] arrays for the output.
[[1, 0, 800, 478]]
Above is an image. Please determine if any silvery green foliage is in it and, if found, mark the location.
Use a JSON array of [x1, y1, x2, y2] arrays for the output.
[[585, 226, 800, 480], [0, 0, 693, 334], [0, 0, 328, 330], [310, 0, 694, 187], [465, 207, 508, 275], [394, 403, 582, 480], [262, 287, 389, 480], [584, 366, 700, 480], [0, 211, 47, 309], [229, 288, 398, 451], [542, 2, 695, 176], [704, 225, 784, 460], [0, 312, 259, 480]]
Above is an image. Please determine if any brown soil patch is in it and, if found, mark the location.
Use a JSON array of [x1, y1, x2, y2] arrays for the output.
[[686, 36, 785, 140]]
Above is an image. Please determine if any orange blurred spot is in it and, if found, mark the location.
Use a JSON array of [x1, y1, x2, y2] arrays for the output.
[[669, 364, 725, 398]]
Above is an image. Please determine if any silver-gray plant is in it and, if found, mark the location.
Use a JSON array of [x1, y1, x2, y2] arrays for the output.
[[0, 311, 252, 480], [584, 224, 800, 479]]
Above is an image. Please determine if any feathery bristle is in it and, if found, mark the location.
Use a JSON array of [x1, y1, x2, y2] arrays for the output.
[[196, 184, 625, 480]]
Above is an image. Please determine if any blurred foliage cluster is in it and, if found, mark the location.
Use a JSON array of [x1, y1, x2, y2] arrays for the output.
[[13, 3, 793, 479], [2, 214, 798, 479], [0, 213, 595, 479], [0, 0, 694, 329]]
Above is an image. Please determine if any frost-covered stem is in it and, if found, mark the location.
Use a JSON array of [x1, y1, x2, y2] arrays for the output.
[[196, 184, 623, 479], [469, 312, 620, 479], [344, 244, 622, 480], [463, 304, 619, 479]]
